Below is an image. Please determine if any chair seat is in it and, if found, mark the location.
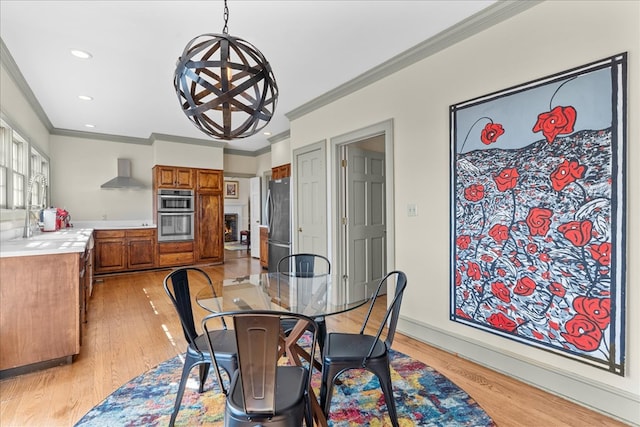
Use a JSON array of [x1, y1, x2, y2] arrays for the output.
[[192, 329, 237, 355], [226, 366, 308, 423], [324, 332, 386, 361]]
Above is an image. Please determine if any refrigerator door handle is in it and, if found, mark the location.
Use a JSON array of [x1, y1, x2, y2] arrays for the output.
[[265, 188, 272, 232]]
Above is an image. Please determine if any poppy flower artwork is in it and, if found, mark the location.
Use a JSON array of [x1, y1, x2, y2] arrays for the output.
[[449, 53, 627, 375]]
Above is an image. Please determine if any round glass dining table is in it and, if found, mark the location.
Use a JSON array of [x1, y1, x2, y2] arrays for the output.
[[195, 272, 367, 318], [195, 272, 368, 427]]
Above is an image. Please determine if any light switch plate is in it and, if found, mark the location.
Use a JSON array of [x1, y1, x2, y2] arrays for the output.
[[407, 203, 418, 217]]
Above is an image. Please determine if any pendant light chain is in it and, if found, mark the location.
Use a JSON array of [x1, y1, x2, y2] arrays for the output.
[[222, 0, 229, 34]]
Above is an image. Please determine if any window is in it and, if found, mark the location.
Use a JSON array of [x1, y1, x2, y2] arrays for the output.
[[0, 126, 8, 208], [0, 118, 49, 211]]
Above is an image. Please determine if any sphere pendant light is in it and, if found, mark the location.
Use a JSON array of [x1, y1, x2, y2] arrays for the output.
[[174, 0, 278, 140]]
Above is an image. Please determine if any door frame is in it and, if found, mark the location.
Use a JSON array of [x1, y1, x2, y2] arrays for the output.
[[330, 119, 395, 303]]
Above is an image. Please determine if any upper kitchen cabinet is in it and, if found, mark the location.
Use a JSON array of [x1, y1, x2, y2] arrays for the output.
[[272, 163, 291, 180], [154, 165, 194, 189], [196, 168, 223, 193]]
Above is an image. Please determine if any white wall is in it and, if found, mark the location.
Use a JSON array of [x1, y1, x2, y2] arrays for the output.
[[289, 1, 639, 424], [270, 137, 291, 167], [49, 135, 154, 221], [153, 138, 223, 170], [0, 62, 49, 154], [224, 152, 259, 175]]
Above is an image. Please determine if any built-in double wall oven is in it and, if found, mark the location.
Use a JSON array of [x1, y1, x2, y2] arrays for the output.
[[157, 189, 194, 242]]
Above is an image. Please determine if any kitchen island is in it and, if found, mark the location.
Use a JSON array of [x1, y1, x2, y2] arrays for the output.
[[0, 228, 94, 377]]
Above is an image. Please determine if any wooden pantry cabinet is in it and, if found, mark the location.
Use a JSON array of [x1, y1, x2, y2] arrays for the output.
[[195, 169, 224, 264], [94, 228, 156, 274]]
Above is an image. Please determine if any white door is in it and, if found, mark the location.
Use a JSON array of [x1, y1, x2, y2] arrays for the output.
[[294, 142, 327, 255], [345, 146, 386, 302], [250, 176, 261, 258]]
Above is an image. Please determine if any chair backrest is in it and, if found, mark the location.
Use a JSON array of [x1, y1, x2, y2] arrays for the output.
[[163, 267, 223, 347], [202, 310, 318, 414], [360, 271, 408, 357], [277, 253, 331, 278]]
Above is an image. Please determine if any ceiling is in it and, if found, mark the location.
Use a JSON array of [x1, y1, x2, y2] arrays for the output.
[[1, 0, 495, 153]]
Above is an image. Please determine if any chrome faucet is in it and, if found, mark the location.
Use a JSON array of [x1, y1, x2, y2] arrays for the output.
[[23, 173, 48, 238]]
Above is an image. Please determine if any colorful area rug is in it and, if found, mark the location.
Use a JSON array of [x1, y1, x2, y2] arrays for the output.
[[75, 349, 495, 426]]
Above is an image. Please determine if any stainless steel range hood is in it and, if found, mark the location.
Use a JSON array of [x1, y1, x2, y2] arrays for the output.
[[100, 158, 146, 189]]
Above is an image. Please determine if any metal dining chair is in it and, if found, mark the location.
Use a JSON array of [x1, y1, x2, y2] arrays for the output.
[[163, 267, 238, 426], [202, 310, 319, 427], [319, 270, 408, 427], [277, 253, 330, 354]]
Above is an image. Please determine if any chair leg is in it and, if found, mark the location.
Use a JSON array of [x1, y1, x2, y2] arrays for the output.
[[372, 361, 399, 427], [304, 392, 313, 427], [170, 352, 198, 427], [319, 364, 340, 417], [317, 320, 327, 355], [197, 362, 210, 393]]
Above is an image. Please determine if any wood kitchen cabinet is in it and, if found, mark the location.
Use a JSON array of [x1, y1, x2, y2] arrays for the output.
[[158, 241, 194, 267], [196, 169, 224, 264], [196, 168, 223, 192], [1, 252, 86, 373], [272, 163, 291, 179], [94, 228, 156, 274], [260, 225, 268, 269], [151, 166, 224, 267], [153, 165, 194, 189]]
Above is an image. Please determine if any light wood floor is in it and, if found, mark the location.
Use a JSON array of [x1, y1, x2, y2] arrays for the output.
[[0, 253, 626, 426]]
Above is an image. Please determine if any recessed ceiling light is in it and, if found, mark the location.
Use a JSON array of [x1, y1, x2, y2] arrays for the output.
[[71, 49, 92, 59], [84, 124, 95, 128], [263, 132, 272, 136], [78, 95, 93, 101]]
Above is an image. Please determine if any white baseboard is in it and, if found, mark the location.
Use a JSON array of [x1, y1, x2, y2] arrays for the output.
[[397, 316, 639, 426]]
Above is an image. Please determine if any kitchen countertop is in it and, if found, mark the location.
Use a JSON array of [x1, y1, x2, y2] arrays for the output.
[[0, 228, 94, 258], [72, 220, 156, 230]]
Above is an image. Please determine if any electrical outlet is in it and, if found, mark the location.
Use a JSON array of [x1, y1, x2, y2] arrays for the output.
[[407, 204, 418, 217]]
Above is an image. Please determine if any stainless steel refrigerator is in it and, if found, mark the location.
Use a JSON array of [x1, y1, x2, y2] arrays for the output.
[[266, 177, 291, 272]]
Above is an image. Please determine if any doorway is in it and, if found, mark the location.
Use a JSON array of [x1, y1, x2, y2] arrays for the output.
[[332, 120, 395, 304]]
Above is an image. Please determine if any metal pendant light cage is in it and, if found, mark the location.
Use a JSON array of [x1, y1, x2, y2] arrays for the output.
[[174, 33, 278, 140]]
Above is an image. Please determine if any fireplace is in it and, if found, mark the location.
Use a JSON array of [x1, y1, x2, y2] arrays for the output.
[[224, 214, 238, 242]]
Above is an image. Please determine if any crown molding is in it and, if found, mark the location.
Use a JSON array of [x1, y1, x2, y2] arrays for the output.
[[1, 38, 53, 131], [268, 129, 290, 144], [150, 132, 225, 148], [50, 128, 151, 145], [286, 0, 541, 121]]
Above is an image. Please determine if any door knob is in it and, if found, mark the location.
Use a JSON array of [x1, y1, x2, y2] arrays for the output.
[[298, 227, 303, 232]]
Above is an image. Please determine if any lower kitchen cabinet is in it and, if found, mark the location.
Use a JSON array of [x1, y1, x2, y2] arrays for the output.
[[94, 228, 156, 274], [0, 251, 86, 374], [158, 241, 194, 267]]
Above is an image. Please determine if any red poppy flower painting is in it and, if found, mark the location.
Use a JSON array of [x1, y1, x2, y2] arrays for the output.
[[450, 54, 626, 375], [550, 159, 587, 191], [481, 122, 505, 145], [532, 105, 577, 143], [464, 184, 485, 202], [493, 168, 519, 192], [558, 220, 593, 247], [526, 207, 553, 237]]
